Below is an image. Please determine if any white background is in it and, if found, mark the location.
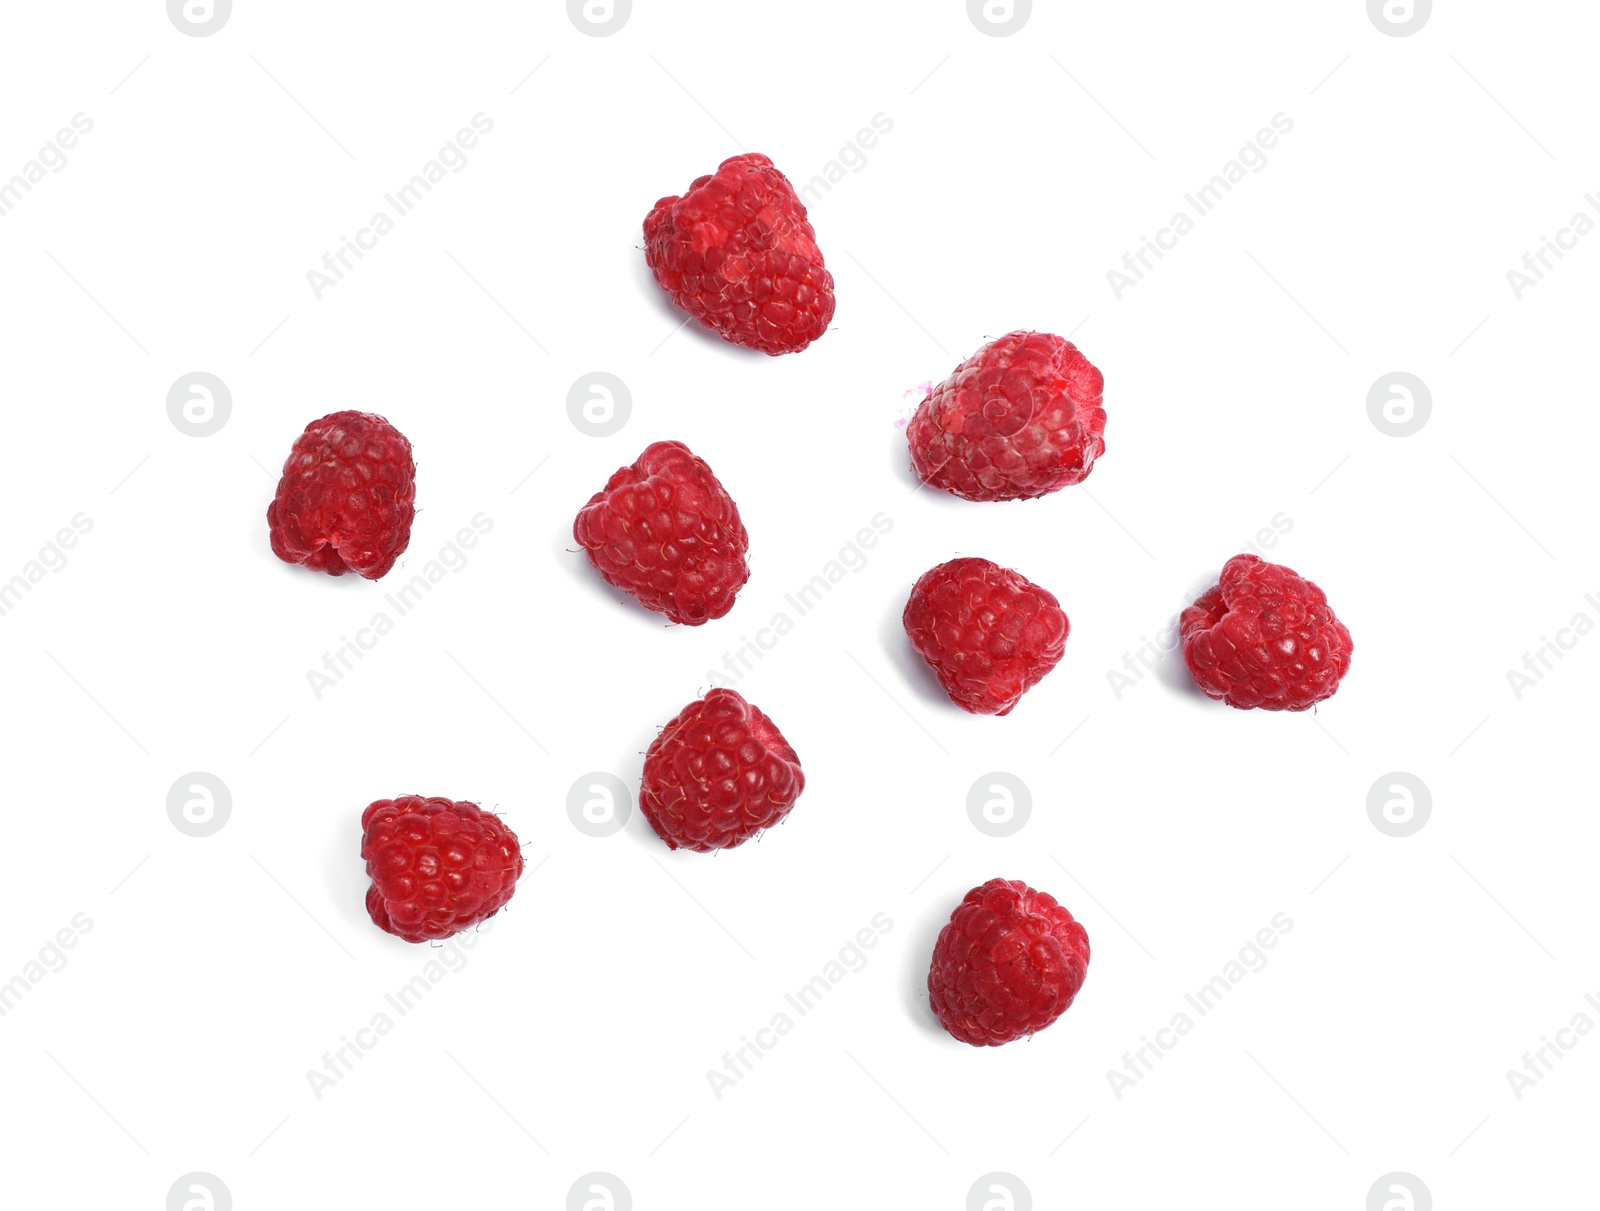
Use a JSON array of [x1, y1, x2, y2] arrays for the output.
[[1, 2, 1595, 1207]]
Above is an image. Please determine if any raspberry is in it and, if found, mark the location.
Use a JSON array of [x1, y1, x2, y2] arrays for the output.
[[907, 330, 1105, 501], [928, 878, 1090, 1047], [641, 688, 804, 852], [573, 440, 750, 626], [267, 411, 416, 580], [360, 796, 524, 943], [644, 153, 835, 355], [1180, 554, 1354, 711], [903, 557, 1069, 716]]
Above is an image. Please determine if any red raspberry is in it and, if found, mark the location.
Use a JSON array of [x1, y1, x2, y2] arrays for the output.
[[641, 688, 804, 852], [928, 878, 1090, 1047], [360, 796, 524, 943], [907, 330, 1105, 501], [267, 411, 416, 580], [1180, 554, 1354, 711], [644, 153, 835, 355], [573, 440, 750, 626], [903, 557, 1069, 716]]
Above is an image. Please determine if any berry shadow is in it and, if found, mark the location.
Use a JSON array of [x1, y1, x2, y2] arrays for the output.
[[612, 702, 742, 860], [877, 589, 958, 711], [886, 429, 972, 510], [616, 718, 667, 856], [329, 810, 412, 954], [327, 830, 375, 937], [1154, 624, 1211, 702], [901, 893, 962, 1042], [629, 251, 764, 360], [1153, 580, 1217, 704], [554, 537, 687, 633]]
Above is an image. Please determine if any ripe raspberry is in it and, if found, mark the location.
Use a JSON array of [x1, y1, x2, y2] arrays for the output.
[[907, 331, 1105, 501], [641, 688, 804, 852], [360, 796, 524, 943], [267, 411, 416, 580], [928, 878, 1090, 1047], [573, 440, 749, 626], [1180, 554, 1354, 711], [644, 153, 835, 355], [903, 557, 1069, 716]]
